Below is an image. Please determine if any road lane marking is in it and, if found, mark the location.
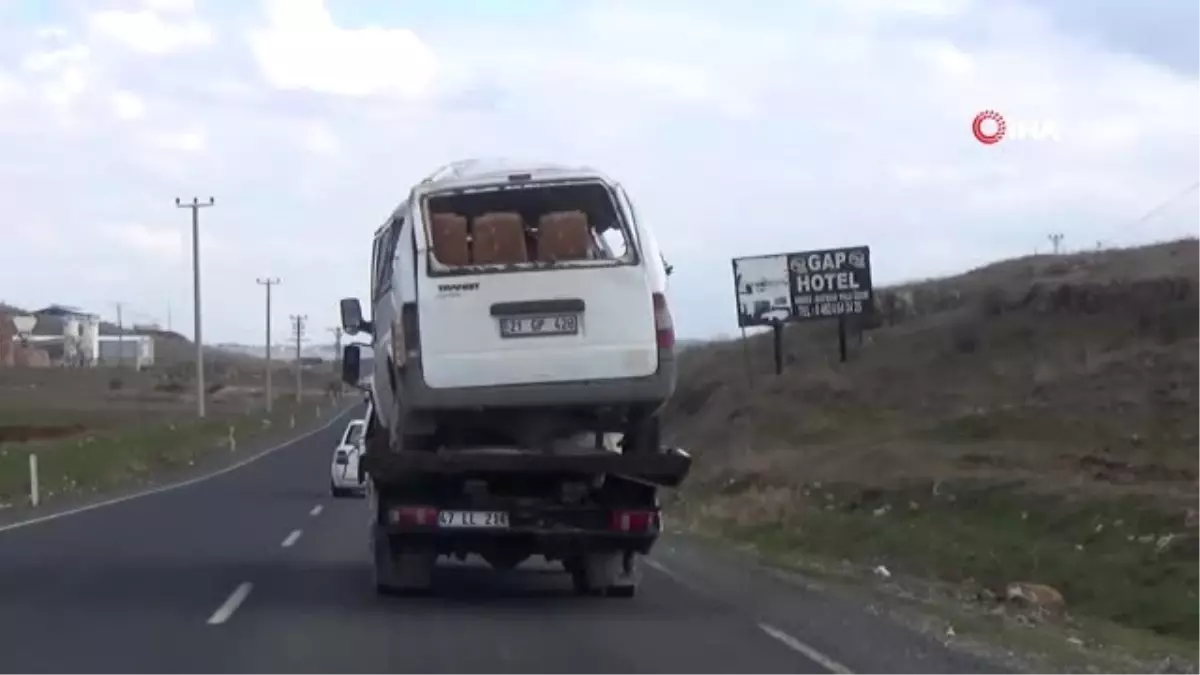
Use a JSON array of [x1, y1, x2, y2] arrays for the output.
[[758, 623, 853, 674], [207, 582, 253, 625], [310, 504, 323, 517], [0, 405, 360, 534], [645, 557, 726, 601], [647, 557, 853, 674], [281, 529, 302, 547], [645, 558, 690, 585]]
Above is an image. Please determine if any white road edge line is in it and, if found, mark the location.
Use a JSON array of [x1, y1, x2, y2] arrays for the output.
[[644, 558, 720, 600], [207, 582, 253, 626], [281, 529, 302, 548], [0, 405, 360, 534], [758, 623, 854, 675], [310, 504, 323, 517], [645, 559, 852, 675], [644, 558, 690, 585]]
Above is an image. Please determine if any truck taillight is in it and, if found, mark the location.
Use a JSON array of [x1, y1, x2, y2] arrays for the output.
[[652, 293, 674, 349], [390, 505, 439, 527], [610, 509, 659, 533]]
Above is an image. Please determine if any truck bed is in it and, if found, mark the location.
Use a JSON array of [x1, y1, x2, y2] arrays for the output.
[[365, 445, 692, 488]]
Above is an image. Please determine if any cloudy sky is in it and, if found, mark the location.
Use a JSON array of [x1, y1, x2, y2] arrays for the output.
[[0, 0, 1196, 345]]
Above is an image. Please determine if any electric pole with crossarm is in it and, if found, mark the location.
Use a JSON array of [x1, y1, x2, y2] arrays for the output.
[[290, 314, 307, 404], [256, 277, 280, 412], [176, 196, 215, 418]]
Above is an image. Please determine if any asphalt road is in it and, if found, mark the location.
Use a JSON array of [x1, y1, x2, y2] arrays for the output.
[[0, 406, 999, 674]]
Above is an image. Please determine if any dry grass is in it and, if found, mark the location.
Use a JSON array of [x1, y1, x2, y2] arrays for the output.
[[667, 238, 1199, 645]]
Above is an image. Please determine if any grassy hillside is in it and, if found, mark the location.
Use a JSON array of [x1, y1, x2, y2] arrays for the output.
[[666, 238, 1198, 645]]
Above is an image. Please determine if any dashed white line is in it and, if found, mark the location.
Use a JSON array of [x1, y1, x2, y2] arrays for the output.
[[758, 623, 853, 674], [281, 529, 302, 547], [207, 582, 253, 625], [310, 504, 323, 517]]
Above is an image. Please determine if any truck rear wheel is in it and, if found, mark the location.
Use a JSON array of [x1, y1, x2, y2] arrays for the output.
[[372, 527, 435, 596], [569, 551, 639, 598]]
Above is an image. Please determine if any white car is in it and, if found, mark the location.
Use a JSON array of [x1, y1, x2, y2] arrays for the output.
[[330, 418, 367, 497]]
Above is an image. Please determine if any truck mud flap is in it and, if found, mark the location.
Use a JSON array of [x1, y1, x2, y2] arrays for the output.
[[366, 447, 692, 488]]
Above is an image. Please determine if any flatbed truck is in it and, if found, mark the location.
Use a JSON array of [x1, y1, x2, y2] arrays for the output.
[[344, 353, 692, 597]]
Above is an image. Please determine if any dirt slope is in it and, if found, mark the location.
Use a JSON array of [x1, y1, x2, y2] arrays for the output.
[[667, 238, 1198, 642]]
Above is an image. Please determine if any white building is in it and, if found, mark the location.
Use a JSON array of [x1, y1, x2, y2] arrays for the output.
[[31, 305, 102, 366], [97, 335, 155, 369]]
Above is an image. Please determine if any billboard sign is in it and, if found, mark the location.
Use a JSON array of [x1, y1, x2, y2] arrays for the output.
[[732, 245, 873, 328]]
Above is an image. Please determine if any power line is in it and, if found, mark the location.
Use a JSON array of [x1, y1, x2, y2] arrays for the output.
[[256, 278, 280, 412], [175, 196, 215, 418]]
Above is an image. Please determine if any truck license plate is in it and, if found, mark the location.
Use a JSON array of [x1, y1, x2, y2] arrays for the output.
[[438, 510, 510, 529], [499, 314, 579, 338]]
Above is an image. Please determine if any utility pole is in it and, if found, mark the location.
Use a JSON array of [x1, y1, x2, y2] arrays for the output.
[[290, 314, 307, 404], [176, 196, 215, 418], [328, 326, 343, 369], [256, 277, 280, 412], [115, 301, 124, 369], [1048, 232, 1064, 255]]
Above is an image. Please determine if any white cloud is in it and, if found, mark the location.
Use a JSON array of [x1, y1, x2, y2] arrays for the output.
[[11, 223, 66, 251], [101, 223, 184, 260], [87, 9, 215, 55], [247, 0, 437, 99], [100, 222, 227, 264], [0, 70, 25, 104], [19, 44, 92, 117], [140, 0, 197, 14], [144, 129, 206, 152], [299, 121, 340, 155], [110, 90, 146, 121], [21, 44, 90, 73]]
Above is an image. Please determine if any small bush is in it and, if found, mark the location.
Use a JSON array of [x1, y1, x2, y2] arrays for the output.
[[951, 322, 981, 354], [980, 286, 1007, 317]]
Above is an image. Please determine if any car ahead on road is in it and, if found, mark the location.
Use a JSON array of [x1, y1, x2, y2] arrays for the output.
[[330, 418, 367, 497]]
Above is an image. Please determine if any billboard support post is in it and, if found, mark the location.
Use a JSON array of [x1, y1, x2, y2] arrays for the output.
[[772, 322, 784, 375]]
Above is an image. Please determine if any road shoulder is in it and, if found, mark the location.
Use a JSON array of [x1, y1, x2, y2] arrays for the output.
[[661, 530, 1197, 674]]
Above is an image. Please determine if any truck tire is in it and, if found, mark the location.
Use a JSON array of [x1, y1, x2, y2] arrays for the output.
[[569, 551, 637, 597], [606, 551, 641, 598], [371, 527, 435, 596]]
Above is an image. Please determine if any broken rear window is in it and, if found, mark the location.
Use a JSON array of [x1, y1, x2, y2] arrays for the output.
[[421, 181, 638, 274]]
